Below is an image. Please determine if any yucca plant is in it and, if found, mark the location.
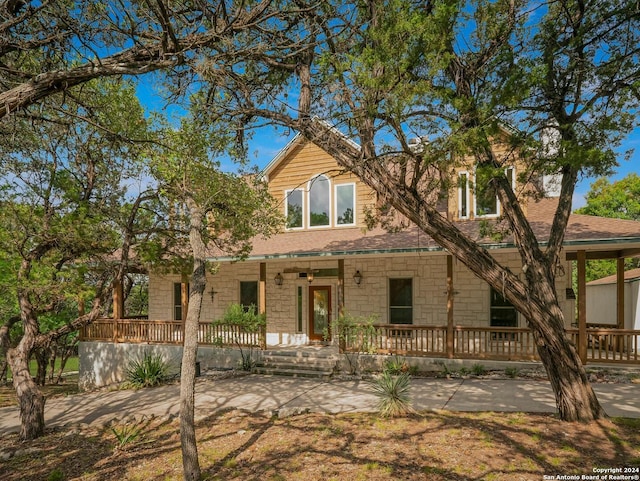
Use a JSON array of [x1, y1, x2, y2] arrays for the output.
[[111, 422, 143, 451], [125, 351, 169, 388], [370, 371, 412, 417]]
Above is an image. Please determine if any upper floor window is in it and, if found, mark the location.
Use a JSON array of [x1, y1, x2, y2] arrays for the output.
[[285, 189, 304, 229], [309, 175, 331, 227], [458, 172, 469, 219], [284, 175, 357, 230], [335, 183, 356, 226], [463, 165, 514, 218]]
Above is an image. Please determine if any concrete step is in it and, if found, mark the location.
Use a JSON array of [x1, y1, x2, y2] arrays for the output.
[[254, 347, 338, 379]]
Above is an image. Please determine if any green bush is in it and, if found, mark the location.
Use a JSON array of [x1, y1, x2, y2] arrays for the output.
[[214, 303, 266, 371], [505, 367, 519, 378], [370, 371, 412, 417], [383, 355, 418, 375], [111, 422, 143, 451], [125, 351, 169, 388], [471, 363, 487, 376], [47, 469, 65, 481]]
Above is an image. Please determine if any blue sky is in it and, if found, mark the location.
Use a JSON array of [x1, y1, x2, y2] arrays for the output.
[[140, 84, 639, 211]]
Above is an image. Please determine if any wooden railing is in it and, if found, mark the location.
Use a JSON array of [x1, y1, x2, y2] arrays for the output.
[[80, 318, 266, 349], [567, 328, 640, 364], [342, 324, 640, 365], [81, 319, 640, 364]]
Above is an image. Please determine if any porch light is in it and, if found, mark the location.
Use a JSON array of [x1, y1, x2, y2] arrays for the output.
[[353, 270, 362, 285], [307, 270, 314, 283], [274, 272, 283, 286]]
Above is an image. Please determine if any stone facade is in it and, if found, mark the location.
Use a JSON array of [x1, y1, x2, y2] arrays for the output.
[[147, 249, 575, 347]]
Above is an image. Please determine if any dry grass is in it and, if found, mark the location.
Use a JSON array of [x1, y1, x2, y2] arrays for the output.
[[0, 409, 638, 481]]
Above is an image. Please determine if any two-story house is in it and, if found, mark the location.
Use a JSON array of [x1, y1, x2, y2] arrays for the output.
[[146, 132, 639, 347], [79, 130, 640, 388]]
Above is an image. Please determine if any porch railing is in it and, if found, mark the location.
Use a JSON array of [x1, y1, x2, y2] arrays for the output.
[[80, 319, 640, 365], [80, 318, 266, 349], [342, 324, 640, 365]]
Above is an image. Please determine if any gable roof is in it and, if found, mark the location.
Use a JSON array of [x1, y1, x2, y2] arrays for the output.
[[262, 121, 361, 180]]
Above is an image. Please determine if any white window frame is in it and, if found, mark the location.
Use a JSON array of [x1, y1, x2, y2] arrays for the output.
[[334, 183, 356, 227], [473, 166, 515, 219], [308, 174, 331, 229], [284, 188, 304, 230], [458, 171, 470, 219]]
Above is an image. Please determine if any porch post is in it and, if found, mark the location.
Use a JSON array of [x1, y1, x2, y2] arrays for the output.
[[181, 276, 189, 321], [446, 255, 454, 359], [577, 250, 587, 364], [112, 279, 124, 320], [337, 259, 345, 319], [617, 257, 625, 330], [259, 262, 267, 316], [259, 263, 267, 349]]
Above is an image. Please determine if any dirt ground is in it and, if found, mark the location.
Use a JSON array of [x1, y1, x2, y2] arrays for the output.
[[0, 408, 639, 481]]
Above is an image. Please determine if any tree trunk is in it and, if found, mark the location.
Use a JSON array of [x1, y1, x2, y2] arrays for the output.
[[34, 347, 48, 386], [524, 272, 604, 421], [7, 344, 45, 440], [180, 199, 207, 481], [297, 118, 605, 422]]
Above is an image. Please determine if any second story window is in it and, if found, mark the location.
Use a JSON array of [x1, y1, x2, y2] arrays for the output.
[[285, 189, 304, 229], [458, 172, 469, 219], [309, 174, 331, 227], [472, 165, 515, 218], [335, 183, 355, 225]]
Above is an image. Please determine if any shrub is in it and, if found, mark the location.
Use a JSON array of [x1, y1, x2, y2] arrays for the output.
[[111, 421, 143, 451], [332, 312, 379, 375], [505, 367, 519, 378], [370, 371, 413, 417], [214, 303, 266, 371], [384, 355, 418, 375], [471, 363, 487, 376], [126, 351, 169, 388]]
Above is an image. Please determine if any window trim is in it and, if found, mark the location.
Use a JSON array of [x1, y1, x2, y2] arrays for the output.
[[489, 287, 518, 328], [284, 188, 304, 230], [334, 182, 356, 227], [388, 277, 413, 325], [239, 280, 259, 312], [473, 166, 515, 219], [308, 174, 331, 229], [458, 171, 469, 219]]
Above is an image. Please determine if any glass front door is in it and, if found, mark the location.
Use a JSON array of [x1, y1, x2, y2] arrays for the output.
[[309, 286, 331, 341]]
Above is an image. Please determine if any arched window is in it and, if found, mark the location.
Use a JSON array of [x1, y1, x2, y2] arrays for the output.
[[308, 175, 331, 227]]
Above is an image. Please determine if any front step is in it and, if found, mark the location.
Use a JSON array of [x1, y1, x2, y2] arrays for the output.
[[253, 347, 338, 380]]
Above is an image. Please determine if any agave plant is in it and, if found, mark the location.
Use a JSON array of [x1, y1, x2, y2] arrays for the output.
[[370, 371, 413, 417]]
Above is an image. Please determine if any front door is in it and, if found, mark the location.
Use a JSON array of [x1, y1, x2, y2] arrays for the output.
[[309, 286, 331, 341]]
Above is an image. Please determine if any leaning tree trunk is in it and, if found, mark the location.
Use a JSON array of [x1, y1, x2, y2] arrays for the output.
[[180, 200, 207, 481], [7, 342, 45, 440], [525, 275, 605, 421]]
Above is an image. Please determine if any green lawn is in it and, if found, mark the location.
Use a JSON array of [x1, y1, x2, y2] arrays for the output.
[[7, 356, 78, 378]]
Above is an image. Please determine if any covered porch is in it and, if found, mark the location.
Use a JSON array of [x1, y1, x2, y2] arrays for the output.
[[80, 246, 640, 366]]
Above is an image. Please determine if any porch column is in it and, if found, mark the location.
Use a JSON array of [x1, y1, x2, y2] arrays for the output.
[[617, 257, 625, 330], [181, 276, 189, 321], [112, 279, 124, 320], [446, 255, 454, 359], [577, 250, 587, 364], [259, 263, 267, 349], [259, 262, 267, 316], [337, 259, 345, 319]]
